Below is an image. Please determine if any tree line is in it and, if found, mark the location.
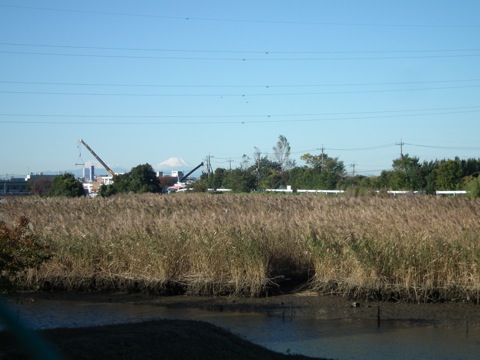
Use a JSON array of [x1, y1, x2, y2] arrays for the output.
[[45, 135, 480, 197], [193, 135, 480, 196]]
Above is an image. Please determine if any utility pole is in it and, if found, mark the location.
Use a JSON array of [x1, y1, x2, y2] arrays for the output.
[[317, 145, 325, 170], [350, 163, 357, 177], [227, 158, 234, 170], [396, 139, 405, 158], [205, 154, 214, 175]]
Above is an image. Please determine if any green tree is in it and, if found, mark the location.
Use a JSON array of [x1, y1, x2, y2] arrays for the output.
[[223, 168, 257, 192], [126, 163, 161, 193], [435, 159, 462, 190], [48, 173, 85, 197], [421, 160, 438, 194], [465, 175, 480, 198], [254, 157, 282, 189], [390, 155, 423, 190], [248, 147, 282, 189], [300, 153, 327, 170], [100, 164, 160, 196], [212, 168, 226, 189], [299, 152, 345, 189]]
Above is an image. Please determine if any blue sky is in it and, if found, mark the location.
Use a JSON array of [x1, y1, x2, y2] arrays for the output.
[[1, 1, 479, 177]]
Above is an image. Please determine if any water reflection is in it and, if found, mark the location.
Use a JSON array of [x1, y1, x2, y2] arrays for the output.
[[5, 297, 480, 360]]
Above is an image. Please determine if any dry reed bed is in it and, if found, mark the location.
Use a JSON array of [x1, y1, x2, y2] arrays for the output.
[[1, 194, 480, 302]]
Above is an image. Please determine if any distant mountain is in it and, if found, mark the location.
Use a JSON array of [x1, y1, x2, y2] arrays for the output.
[[157, 157, 189, 169]]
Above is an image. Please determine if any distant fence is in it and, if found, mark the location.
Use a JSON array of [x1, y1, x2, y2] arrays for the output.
[[435, 190, 468, 196], [297, 189, 345, 194], [206, 187, 469, 196]]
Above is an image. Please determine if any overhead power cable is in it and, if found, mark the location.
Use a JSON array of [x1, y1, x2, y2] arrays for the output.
[[1, 78, 479, 89], [1, 107, 479, 125], [1, 105, 479, 119], [325, 144, 397, 151], [1, 42, 480, 56], [1, 4, 479, 28], [1, 84, 480, 97], [2, 49, 480, 61], [404, 143, 480, 150]]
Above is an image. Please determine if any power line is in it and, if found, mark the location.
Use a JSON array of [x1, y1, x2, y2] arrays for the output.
[[2, 42, 480, 56], [1, 84, 480, 97], [1, 105, 479, 119], [1, 107, 479, 125], [2, 49, 480, 61], [1, 4, 479, 28], [405, 142, 480, 150], [325, 144, 396, 151], [2, 78, 479, 89]]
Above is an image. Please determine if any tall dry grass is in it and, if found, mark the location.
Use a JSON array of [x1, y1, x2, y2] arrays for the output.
[[1, 194, 480, 301]]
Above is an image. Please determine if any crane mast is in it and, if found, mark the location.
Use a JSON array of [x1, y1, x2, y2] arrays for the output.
[[78, 138, 116, 177]]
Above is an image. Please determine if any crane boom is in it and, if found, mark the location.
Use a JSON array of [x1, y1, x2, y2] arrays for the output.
[[180, 162, 204, 182], [78, 138, 116, 177]]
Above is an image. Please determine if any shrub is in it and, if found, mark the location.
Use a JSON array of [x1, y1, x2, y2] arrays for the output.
[[48, 173, 85, 197], [0, 217, 52, 292]]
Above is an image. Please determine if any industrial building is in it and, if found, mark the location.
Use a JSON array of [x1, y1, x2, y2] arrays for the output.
[[1, 174, 57, 195]]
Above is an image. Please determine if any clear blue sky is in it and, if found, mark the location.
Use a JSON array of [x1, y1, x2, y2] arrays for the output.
[[1, 1, 479, 177]]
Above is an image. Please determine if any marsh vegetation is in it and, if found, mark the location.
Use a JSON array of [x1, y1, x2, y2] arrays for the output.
[[1, 194, 480, 302]]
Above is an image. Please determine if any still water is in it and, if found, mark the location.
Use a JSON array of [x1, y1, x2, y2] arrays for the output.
[[5, 297, 480, 360]]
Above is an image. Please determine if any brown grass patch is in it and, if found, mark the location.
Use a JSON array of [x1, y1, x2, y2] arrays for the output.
[[2, 194, 480, 302]]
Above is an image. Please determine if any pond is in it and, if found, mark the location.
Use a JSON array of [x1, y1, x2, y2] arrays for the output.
[[4, 294, 480, 360]]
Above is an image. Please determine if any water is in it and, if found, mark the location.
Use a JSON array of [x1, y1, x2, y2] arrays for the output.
[[4, 297, 480, 360]]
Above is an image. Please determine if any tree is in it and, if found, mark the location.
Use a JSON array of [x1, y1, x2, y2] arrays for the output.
[[465, 175, 480, 198], [435, 159, 463, 190], [420, 160, 438, 195], [253, 157, 282, 189], [126, 163, 161, 193], [99, 164, 160, 196], [212, 168, 226, 189], [390, 155, 423, 190], [48, 173, 85, 197], [301, 153, 326, 170], [300, 152, 345, 189], [223, 169, 257, 192], [319, 157, 346, 189], [272, 135, 295, 172]]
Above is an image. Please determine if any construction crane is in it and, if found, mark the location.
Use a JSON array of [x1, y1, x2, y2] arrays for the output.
[[78, 138, 116, 177], [168, 162, 204, 193], [180, 162, 204, 183]]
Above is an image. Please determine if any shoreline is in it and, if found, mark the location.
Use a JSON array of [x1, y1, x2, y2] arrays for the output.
[[10, 290, 480, 327]]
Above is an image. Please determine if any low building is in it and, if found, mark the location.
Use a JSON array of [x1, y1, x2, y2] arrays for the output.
[[1, 177, 28, 195], [25, 174, 57, 195]]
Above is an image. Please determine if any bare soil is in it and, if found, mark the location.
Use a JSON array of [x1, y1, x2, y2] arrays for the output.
[[2, 290, 480, 359]]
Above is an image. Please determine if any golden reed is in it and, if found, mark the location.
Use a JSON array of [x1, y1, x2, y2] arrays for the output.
[[2, 194, 480, 301]]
